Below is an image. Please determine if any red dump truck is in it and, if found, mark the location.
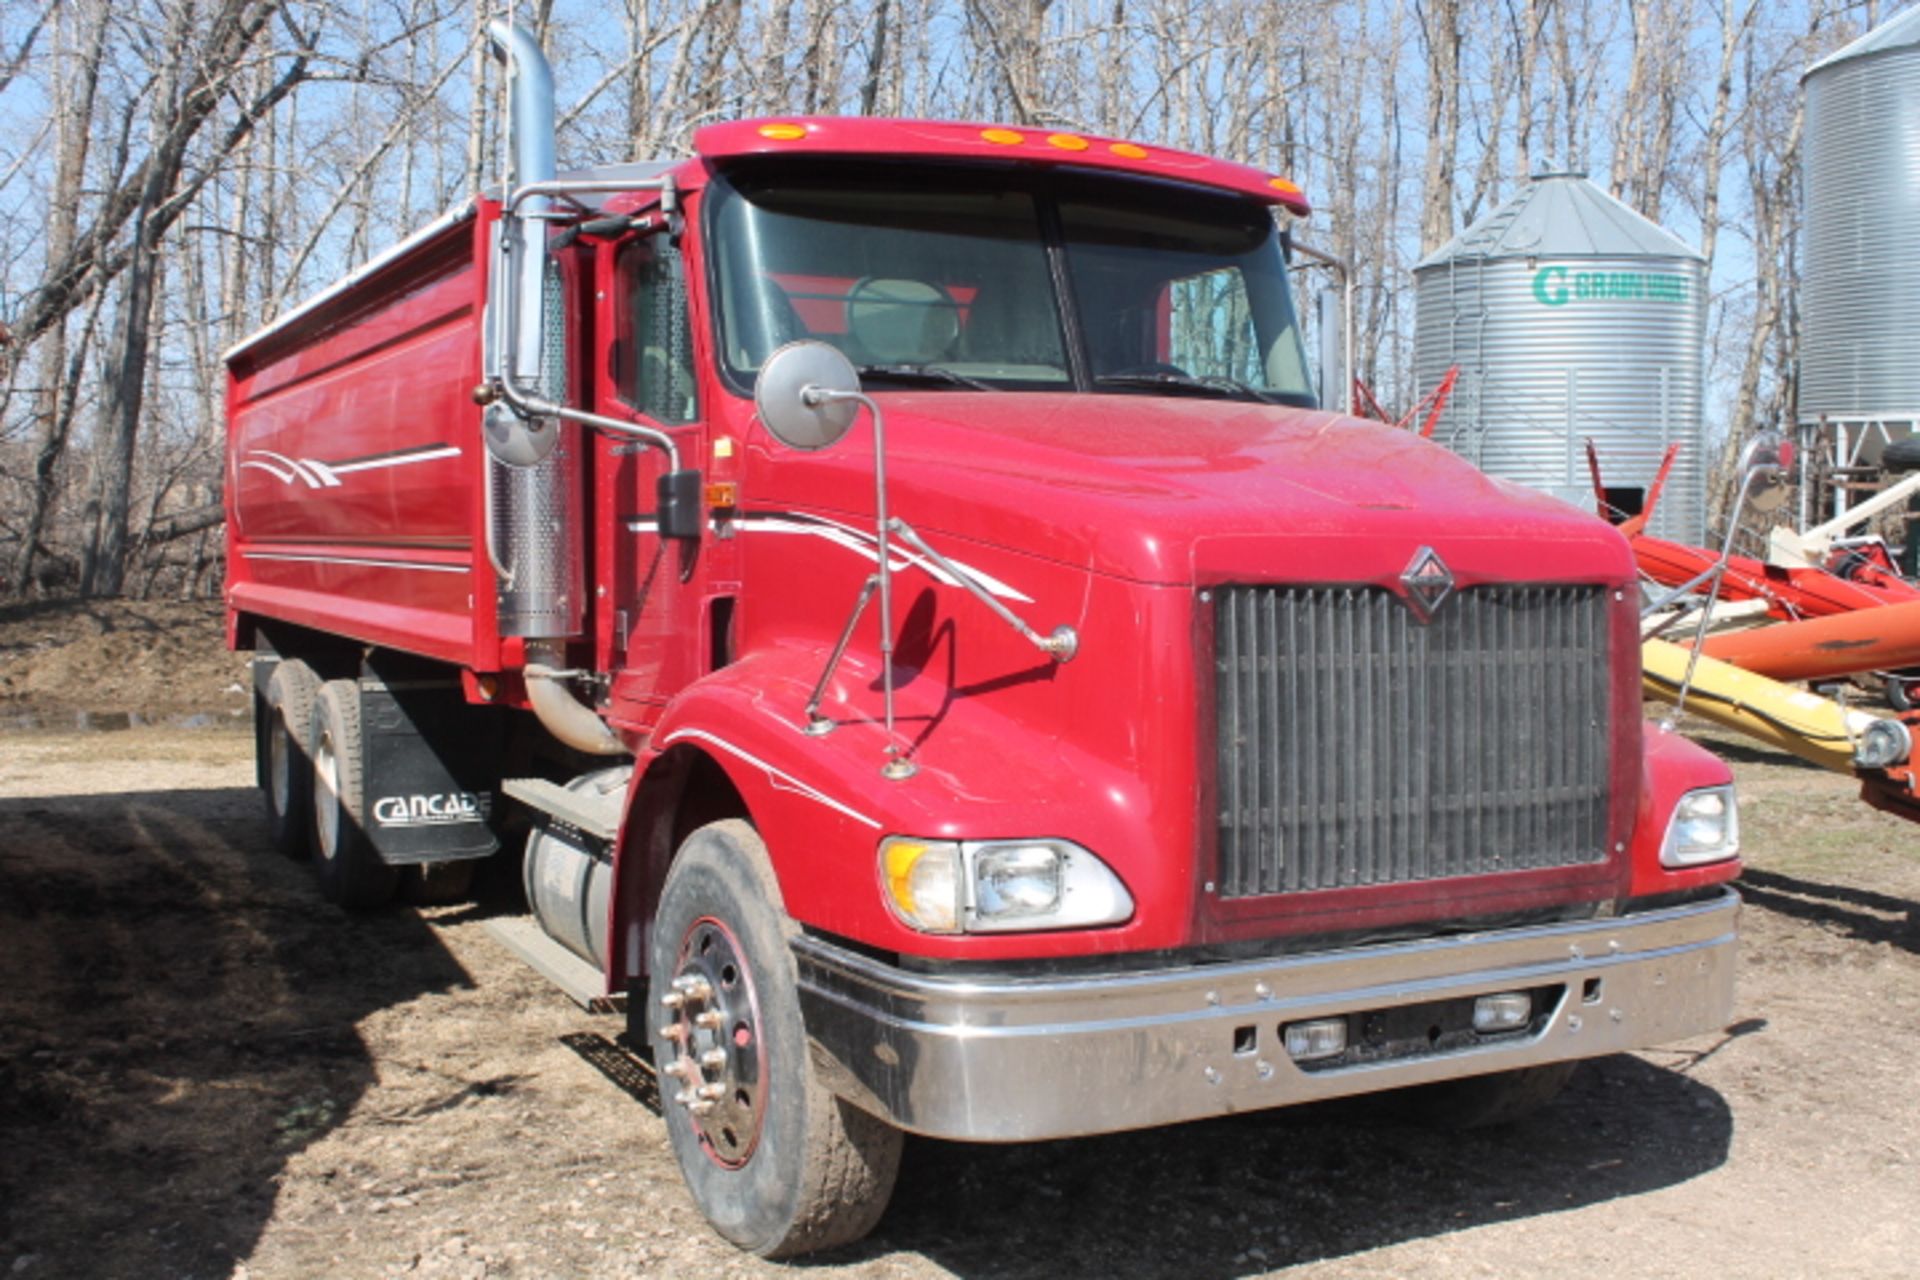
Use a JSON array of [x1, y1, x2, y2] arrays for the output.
[[224, 22, 1744, 1257]]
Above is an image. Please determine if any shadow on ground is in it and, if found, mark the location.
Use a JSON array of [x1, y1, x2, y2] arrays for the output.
[[1691, 736, 1830, 771], [1739, 867, 1920, 954], [0, 786, 472, 1280], [847, 1047, 1734, 1278], [551, 937, 1736, 1277]]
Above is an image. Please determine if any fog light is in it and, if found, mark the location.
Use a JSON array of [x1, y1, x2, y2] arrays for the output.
[[1283, 1018, 1347, 1062], [1473, 992, 1532, 1032]]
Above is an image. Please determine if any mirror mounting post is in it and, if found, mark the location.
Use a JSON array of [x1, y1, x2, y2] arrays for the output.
[[1289, 238, 1354, 415], [1652, 430, 1793, 729], [804, 382, 917, 779]]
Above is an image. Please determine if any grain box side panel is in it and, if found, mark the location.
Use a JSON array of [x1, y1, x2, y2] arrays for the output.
[[227, 221, 495, 669]]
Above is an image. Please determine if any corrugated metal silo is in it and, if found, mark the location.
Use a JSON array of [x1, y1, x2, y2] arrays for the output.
[[1800, 7, 1920, 482], [1413, 174, 1709, 543]]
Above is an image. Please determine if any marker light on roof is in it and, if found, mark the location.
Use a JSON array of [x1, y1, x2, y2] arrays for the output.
[[1110, 142, 1149, 159], [758, 122, 806, 140], [1269, 176, 1303, 197], [1048, 133, 1089, 151], [981, 128, 1024, 145]]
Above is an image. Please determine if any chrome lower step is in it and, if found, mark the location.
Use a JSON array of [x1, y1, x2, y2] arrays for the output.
[[483, 914, 624, 1014]]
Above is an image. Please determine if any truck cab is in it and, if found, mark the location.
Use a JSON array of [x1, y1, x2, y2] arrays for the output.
[[225, 24, 1741, 1260]]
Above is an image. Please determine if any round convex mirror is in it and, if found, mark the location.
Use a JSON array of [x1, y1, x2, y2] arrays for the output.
[[482, 402, 561, 467], [1741, 431, 1792, 515], [755, 341, 862, 451]]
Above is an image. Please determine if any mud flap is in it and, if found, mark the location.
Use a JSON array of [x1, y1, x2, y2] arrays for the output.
[[359, 653, 503, 865]]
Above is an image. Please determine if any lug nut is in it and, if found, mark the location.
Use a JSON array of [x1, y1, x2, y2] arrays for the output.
[[689, 1100, 716, 1116], [697, 1083, 725, 1100], [673, 1088, 695, 1107], [659, 1023, 688, 1042], [673, 975, 713, 1001], [700, 1049, 727, 1069], [660, 991, 685, 1010], [694, 1010, 724, 1030]]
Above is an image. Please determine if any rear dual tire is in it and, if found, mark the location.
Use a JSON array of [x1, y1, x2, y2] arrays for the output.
[[262, 660, 321, 859], [309, 678, 399, 910]]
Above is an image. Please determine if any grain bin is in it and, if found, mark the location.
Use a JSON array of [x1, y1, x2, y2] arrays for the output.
[[1800, 6, 1920, 489], [1413, 174, 1708, 543]]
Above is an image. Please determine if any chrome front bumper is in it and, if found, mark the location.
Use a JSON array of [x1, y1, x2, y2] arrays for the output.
[[795, 889, 1738, 1142]]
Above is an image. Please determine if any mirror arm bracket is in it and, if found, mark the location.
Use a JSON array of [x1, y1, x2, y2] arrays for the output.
[[803, 574, 882, 735], [885, 519, 1079, 662], [763, 346, 1075, 778], [490, 377, 683, 473]]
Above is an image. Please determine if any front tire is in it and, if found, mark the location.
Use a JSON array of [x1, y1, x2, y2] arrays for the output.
[[647, 820, 901, 1258], [309, 678, 399, 910], [262, 660, 321, 859]]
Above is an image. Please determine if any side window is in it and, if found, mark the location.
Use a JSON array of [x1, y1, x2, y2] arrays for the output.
[[616, 238, 699, 424]]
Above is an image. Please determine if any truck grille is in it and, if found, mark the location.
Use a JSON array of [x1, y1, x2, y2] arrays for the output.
[[1213, 584, 1611, 898]]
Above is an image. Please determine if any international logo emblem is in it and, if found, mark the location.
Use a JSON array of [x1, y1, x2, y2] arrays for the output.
[[1401, 546, 1454, 621]]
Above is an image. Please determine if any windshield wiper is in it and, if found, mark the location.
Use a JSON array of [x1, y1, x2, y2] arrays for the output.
[[856, 363, 996, 391], [1093, 371, 1281, 403]]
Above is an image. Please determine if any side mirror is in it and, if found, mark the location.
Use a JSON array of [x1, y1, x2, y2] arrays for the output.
[[482, 400, 561, 467], [755, 341, 861, 450], [1740, 430, 1794, 515], [656, 468, 703, 540]]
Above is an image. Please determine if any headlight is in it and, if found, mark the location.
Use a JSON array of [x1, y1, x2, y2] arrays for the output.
[[1660, 785, 1739, 867], [878, 837, 1134, 934], [880, 839, 964, 933]]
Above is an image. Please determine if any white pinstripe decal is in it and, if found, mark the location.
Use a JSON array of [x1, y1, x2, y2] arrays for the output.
[[659, 727, 883, 830], [627, 511, 1034, 604]]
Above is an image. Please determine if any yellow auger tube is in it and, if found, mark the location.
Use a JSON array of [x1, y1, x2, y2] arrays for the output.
[[1642, 637, 1869, 775]]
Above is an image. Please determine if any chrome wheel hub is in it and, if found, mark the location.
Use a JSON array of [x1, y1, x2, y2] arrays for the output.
[[269, 719, 292, 815], [313, 730, 340, 858], [659, 917, 764, 1167]]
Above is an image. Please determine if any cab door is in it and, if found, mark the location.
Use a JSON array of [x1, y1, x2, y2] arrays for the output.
[[592, 229, 708, 730]]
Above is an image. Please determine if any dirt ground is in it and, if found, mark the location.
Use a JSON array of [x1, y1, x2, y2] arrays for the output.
[[0, 598, 251, 728], [2, 602, 1918, 1279]]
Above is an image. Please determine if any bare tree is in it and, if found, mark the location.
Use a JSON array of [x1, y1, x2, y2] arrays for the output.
[[78, 0, 307, 595], [11, 0, 108, 596], [1418, 0, 1462, 254]]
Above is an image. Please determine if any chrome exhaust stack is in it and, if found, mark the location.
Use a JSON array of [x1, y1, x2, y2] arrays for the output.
[[484, 22, 618, 755], [484, 19, 581, 643]]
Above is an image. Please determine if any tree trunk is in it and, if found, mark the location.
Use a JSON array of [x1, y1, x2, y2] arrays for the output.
[[82, 220, 162, 598], [13, 0, 108, 598], [1419, 0, 1462, 254]]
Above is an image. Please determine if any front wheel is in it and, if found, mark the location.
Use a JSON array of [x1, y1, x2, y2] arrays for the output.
[[647, 820, 901, 1258]]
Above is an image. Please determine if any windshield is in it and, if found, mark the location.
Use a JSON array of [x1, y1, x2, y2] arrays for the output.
[[707, 165, 1316, 406]]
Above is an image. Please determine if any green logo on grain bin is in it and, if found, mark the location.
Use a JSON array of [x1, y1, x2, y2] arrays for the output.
[[1532, 265, 1689, 307]]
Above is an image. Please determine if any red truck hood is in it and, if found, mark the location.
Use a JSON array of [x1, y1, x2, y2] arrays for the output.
[[752, 391, 1634, 586]]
